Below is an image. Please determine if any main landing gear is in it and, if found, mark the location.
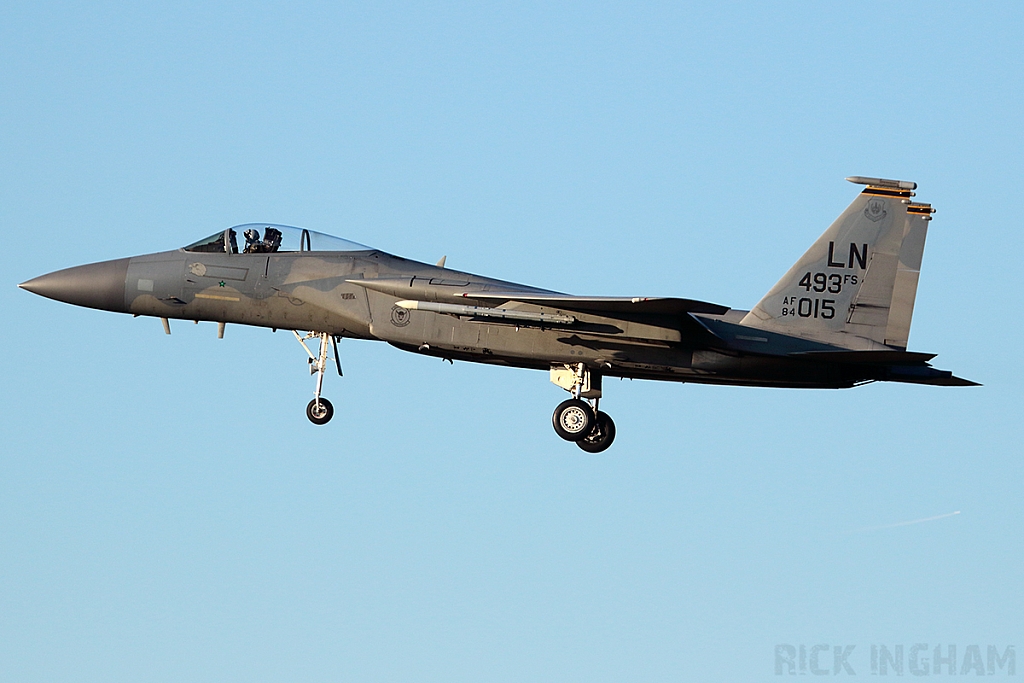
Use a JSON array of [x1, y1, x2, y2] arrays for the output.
[[550, 363, 616, 453], [294, 331, 342, 425]]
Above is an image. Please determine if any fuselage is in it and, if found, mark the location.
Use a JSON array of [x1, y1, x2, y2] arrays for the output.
[[26, 246, 875, 390]]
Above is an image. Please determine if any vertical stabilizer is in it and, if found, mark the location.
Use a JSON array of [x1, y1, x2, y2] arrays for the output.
[[740, 177, 934, 350]]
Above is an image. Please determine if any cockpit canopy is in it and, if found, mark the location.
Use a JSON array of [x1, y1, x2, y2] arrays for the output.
[[184, 224, 373, 254]]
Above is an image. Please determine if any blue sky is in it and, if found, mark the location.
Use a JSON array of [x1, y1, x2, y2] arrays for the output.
[[2, 2, 1021, 681]]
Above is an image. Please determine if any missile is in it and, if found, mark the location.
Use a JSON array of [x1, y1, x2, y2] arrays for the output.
[[395, 300, 576, 325]]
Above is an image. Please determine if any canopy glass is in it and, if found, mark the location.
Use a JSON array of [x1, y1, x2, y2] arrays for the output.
[[184, 224, 373, 254]]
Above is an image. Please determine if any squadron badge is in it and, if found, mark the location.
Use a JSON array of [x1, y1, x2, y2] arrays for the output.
[[864, 198, 887, 222], [390, 305, 411, 327]]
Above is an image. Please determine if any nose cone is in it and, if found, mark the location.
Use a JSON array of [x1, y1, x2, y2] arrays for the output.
[[20, 258, 130, 313]]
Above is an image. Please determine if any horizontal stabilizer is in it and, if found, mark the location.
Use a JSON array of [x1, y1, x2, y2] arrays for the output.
[[791, 350, 937, 364], [885, 370, 981, 386], [461, 293, 729, 316], [791, 349, 978, 385], [924, 375, 981, 387], [880, 364, 980, 386]]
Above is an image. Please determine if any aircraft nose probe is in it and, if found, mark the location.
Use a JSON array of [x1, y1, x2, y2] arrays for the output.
[[19, 258, 131, 313]]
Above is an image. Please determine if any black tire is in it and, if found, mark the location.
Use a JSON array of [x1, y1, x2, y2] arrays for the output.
[[577, 411, 616, 453], [306, 397, 334, 425], [552, 399, 594, 441]]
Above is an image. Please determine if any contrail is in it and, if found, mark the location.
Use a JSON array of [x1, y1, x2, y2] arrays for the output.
[[849, 510, 961, 533]]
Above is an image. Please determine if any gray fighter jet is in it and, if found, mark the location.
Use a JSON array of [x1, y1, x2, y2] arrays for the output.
[[20, 177, 976, 451]]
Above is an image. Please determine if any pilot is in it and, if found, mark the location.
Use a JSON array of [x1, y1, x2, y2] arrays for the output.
[[243, 228, 262, 253], [262, 227, 283, 253]]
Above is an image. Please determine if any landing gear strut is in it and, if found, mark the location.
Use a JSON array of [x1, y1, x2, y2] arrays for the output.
[[549, 363, 616, 452], [294, 331, 342, 425]]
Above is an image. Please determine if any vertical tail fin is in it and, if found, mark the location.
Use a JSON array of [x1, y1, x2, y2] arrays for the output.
[[740, 177, 934, 350]]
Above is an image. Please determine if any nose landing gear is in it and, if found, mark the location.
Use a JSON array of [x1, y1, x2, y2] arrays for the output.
[[294, 331, 342, 425], [550, 363, 616, 452]]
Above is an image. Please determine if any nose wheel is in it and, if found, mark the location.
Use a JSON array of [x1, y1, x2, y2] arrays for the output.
[[306, 398, 334, 425], [549, 363, 617, 452], [294, 331, 342, 425]]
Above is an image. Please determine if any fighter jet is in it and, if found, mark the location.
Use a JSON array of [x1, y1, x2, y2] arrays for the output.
[[20, 177, 976, 451]]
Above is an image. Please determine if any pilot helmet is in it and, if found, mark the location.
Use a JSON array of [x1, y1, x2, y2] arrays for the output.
[[244, 228, 260, 242]]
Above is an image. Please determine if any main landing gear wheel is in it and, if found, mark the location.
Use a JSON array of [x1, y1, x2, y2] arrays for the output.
[[306, 397, 334, 425], [577, 411, 616, 453], [552, 399, 594, 442]]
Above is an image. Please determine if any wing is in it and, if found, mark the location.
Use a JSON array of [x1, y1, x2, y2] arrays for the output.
[[458, 292, 729, 317], [347, 277, 729, 318]]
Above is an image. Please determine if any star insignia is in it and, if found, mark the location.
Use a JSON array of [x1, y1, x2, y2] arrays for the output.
[[219, 281, 226, 287]]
